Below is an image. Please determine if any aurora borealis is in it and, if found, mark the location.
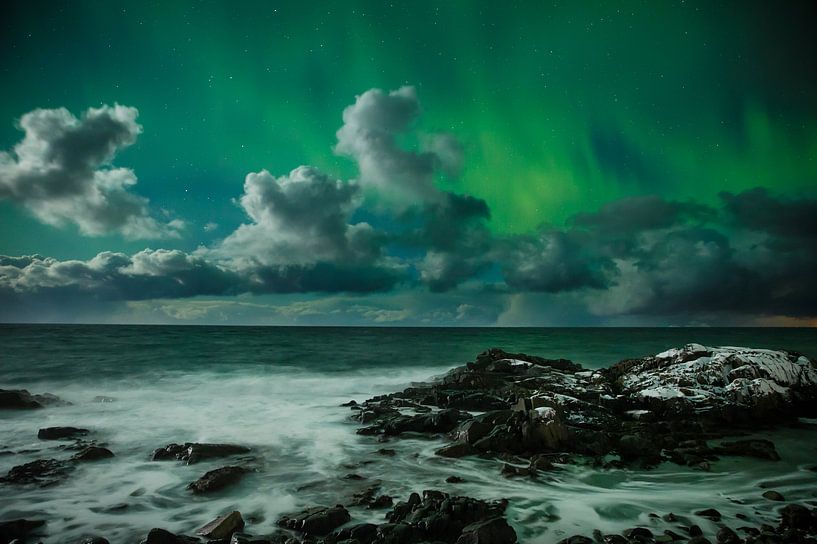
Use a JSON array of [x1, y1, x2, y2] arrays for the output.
[[1, 0, 816, 325]]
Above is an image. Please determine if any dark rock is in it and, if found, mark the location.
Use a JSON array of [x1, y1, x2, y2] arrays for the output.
[[38, 426, 89, 440], [187, 466, 247, 494], [446, 476, 465, 484], [0, 519, 45, 542], [78, 538, 110, 544], [556, 537, 593, 544], [455, 517, 516, 543], [377, 448, 397, 456], [713, 439, 781, 461], [369, 495, 393, 509], [0, 389, 43, 409], [688, 525, 703, 537], [140, 528, 199, 544], [152, 442, 250, 464], [694, 508, 722, 521], [762, 490, 785, 501], [687, 538, 713, 544], [335, 523, 378, 544], [72, 446, 114, 462], [196, 511, 244, 539], [1, 459, 72, 486], [716, 526, 740, 544], [277, 505, 351, 536], [436, 441, 476, 458], [780, 503, 815, 530], [623, 527, 653, 539]]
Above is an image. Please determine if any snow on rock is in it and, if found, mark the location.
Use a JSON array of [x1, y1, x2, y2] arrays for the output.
[[615, 344, 817, 420]]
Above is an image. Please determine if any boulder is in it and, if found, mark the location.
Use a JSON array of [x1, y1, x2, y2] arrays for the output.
[[455, 517, 517, 544], [187, 466, 247, 494], [72, 446, 114, 462], [38, 427, 89, 440], [196, 511, 244, 539], [140, 528, 199, 544], [277, 505, 351, 536], [0, 389, 43, 409], [0, 519, 45, 543]]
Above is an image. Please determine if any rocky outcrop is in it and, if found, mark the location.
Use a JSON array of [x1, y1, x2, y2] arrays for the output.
[[347, 345, 817, 469], [152, 442, 251, 464], [0, 389, 67, 409]]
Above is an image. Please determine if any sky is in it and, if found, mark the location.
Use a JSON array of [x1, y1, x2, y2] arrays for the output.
[[1, 0, 816, 326]]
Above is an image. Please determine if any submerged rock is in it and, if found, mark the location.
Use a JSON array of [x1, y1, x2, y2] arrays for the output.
[[38, 426, 90, 440], [71, 446, 114, 462], [0, 459, 73, 486], [187, 466, 247, 494], [152, 442, 251, 464]]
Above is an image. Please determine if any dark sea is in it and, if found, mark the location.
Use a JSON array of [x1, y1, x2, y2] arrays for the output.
[[2, 325, 817, 543]]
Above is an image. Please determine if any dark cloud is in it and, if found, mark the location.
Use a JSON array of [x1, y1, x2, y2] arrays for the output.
[[0, 105, 182, 238], [571, 194, 712, 235], [720, 187, 817, 238]]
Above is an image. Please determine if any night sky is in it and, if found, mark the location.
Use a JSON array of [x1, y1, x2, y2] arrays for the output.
[[1, 0, 816, 325]]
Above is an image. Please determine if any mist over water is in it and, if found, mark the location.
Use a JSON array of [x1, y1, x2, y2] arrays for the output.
[[2, 325, 817, 542]]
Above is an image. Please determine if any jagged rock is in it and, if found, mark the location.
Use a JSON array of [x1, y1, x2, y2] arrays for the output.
[[38, 427, 89, 440], [1, 459, 72, 486], [196, 510, 244, 539], [140, 528, 199, 544], [0, 519, 45, 542], [187, 466, 247, 494], [277, 505, 350, 536], [152, 442, 251, 464], [71, 446, 114, 462]]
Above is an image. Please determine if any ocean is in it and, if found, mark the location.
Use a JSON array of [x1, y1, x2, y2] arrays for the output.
[[2, 325, 817, 542]]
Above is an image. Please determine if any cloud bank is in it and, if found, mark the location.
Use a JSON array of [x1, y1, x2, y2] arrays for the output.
[[1, 88, 815, 324]]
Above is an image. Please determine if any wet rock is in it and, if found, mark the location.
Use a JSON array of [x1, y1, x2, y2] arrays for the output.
[[716, 527, 740, 544], [187, 466, 247, 494], [780, 503, 815, 530], [383, 409, 464, 436], [762, 490, 785, 501], [196, 511, 244, 539], [277, 505, 351, 536], [0, 519, 45, 542], [694, 508, 722, 521], [0, 458, 73, 486], [38, 426, 89, 440], [369, 495, 393, 509], [71, 446, 114, 462], [0, 389, 43, 409], [713, 439, 780, 461], [436, 441, 476, 458], [687, 538, 713, 544], [376, 448, 396, 456], [334, 523, 378, 544], [456, 517, 517, 543], [140, 528, 199, 544], [623, 527, 653, 540], [152, 442, 251, 464], [78, 538, 110, 544], [446, 476, 465, 484], [556, 537, 593, 544]]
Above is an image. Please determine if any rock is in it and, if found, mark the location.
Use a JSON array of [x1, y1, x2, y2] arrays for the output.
[[623, 527, 653, 539], [436, 441, 476, 458], [0, 459, 72, 486], [556, 537, 593, 544], [72, 446, 114, 462], [456, 517, 517, 543], [762, 490, 785, 501], [715, 526, 740, 544], [277, 505, 351, 536], [713, 439, 781, 461], [369, 495, 393, 509], [0, 389, 43, 409], [446, 476, 465, 483], [152, 442, 251, 464], [687, 538, 713, 544], [694, 508, 722, 521], [38, 426, 90, 440], [0, 519, 45, 542], [334, 522, 378, 544], [79, 539, 110, 544], [196, 511, 244, 539], [140, 528, 199, 544], [780, 503, 815, 530], [376, 448, 396, 456], [187, 466, 247, 494]]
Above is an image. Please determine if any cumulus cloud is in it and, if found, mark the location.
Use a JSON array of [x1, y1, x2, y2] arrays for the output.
[[335, 86, 462, 206], [0, 105, 181, 238]]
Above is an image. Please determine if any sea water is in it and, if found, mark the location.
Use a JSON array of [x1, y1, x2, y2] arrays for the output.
[[2, 325, 817, 542]]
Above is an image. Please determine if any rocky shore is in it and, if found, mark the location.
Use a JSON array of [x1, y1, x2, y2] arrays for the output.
[[2, 344, 817, 544]]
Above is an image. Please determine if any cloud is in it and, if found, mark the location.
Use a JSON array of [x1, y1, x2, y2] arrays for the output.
[[0, 105, 181, 238], [570, 194, 712, 235], [335, 86, 461, 206], [720, 187, 817, 239]]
